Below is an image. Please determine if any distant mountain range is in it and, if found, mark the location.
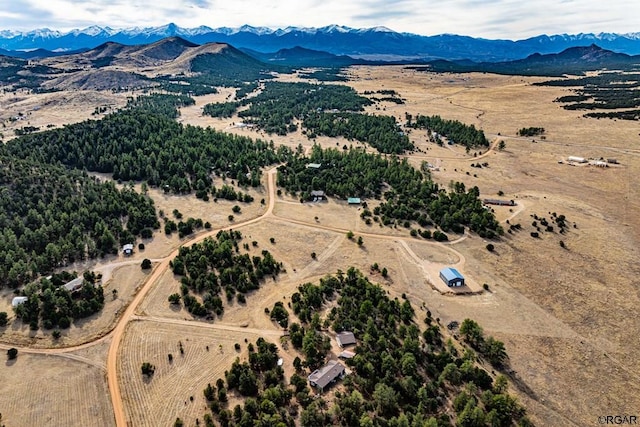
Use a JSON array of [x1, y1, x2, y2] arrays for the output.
[[409, 44, 640, 77], [1, 23, 640, 62], [3, 35, 638, 96]]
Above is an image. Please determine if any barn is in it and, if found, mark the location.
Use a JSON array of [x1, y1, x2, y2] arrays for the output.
[[439, 267, 465, 287]]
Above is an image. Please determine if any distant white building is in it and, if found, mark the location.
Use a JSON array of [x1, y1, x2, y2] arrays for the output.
[[567, 156, 587, 163]]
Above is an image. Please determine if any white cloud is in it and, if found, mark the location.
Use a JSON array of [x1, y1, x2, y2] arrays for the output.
[[2, 0, 639, 38]]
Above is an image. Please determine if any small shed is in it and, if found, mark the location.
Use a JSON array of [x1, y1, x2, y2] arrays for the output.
[[336, 331, 356, 348], [123, 243, 134, 256], [339, 350, 356, 359], [310, 190, 327, 201], [308, 360, 345, 392], [439, 267, 465, 287], [12, 296, 28, 307], [347, 198, 361, 205], [306, 163, 322, 169]]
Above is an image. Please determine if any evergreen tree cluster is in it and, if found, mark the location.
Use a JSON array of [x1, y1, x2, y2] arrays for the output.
[[538, 72, 640, 120], [196, 269, 531, 426], [517, 127, 545, 137], [201, 337, 293, 427], [232, 81, 372, 135], [125, 93, 196, 118], [202, 101, 240, 118], [170, 230, 283, 317], [303, 112, 414, 154], [459, 319, 509, 368], [409, 114, 489, 149]]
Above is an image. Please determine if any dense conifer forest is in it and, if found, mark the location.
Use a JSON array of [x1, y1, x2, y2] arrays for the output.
[[5, 95, 287, 193], [0, 158, 158, 288], [203, 81, 372, 136], [407, 114, 489, 149], [303, 112, 413, 154]]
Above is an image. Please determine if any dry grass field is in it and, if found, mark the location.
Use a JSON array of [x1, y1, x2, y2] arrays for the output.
[[0, 351, 114, 427], [2, 65, 640, 426], [117, 319, 281, 427]]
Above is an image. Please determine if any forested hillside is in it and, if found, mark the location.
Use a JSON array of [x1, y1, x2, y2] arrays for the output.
[[0, 158, 158, 287], [6, 95, 287, 194]]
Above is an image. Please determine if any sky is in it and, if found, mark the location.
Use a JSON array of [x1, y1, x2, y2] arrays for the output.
[[1, 0, 639, 40]]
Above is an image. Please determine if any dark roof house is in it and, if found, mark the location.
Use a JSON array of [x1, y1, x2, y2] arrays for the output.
[[308, 360, 346, 392], [336, 331, 356, 348]]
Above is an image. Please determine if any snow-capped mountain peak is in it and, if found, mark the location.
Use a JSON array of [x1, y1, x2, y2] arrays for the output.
[[24, 28, 62, 39], [318, 24, 354, 33]]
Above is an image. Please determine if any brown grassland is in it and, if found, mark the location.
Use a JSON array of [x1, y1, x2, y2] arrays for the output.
[[2, 65, 640, 426]]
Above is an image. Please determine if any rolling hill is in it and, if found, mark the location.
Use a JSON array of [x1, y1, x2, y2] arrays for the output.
[[410, 44, 640, 76], [0, 37, 288, 92]]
